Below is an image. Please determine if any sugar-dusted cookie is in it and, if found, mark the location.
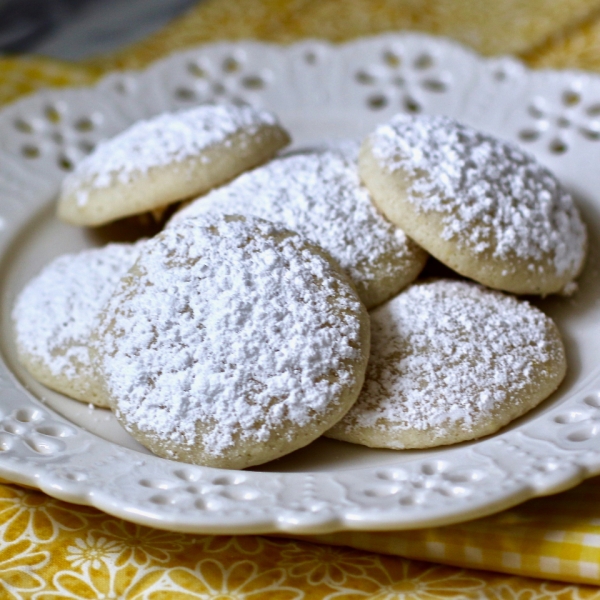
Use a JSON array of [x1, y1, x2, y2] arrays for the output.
[[359, 114, 587, 295], [170, 147, 427, 308], [93, 214, 370, 469], [12, 243, 141, 406], [281, 138, 361, 161], [58, 103, 290, 226], [327, 279, 566, 449]]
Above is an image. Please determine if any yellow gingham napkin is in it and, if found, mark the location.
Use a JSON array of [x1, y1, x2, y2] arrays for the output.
[[2, 1, 600, 597]]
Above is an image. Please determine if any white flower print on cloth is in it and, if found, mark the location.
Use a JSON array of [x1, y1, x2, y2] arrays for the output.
[[0, 539, 49, 600], [66, 532, 121, 570], [281, 543, 380, 586], [163, 558, 303, 599], [94, 520, 192, 567], [0, 485, 90, 543]]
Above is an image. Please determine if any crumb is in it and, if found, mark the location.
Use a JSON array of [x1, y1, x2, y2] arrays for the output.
[[559, 281, 578, 297]]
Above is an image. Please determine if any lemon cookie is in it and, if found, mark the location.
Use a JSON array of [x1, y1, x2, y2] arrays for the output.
[[327, 279, 566, 449], [93, 214, 370, 469], [58, 103, 290, 226], [170, 148, 427, 308], [359, 114, 587, 295], [12, 243, 141, 406]]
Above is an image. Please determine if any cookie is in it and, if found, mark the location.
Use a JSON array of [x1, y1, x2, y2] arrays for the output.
[[281, 138, 361, 161], [359, 113, 587, 295], [170, 147, 427, 308], [327, 279, 566, 449], [57, 103, 290, 226], [12, 243, 141, 406], [93, 214, 370, 469]]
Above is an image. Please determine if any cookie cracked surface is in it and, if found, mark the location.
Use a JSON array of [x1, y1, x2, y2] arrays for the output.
[[12, 243, 141, 406], [359, 113, 587, 295], [327, 279, 566, 449], [171, 146, 427, 308], [93, 214, 370, 469], [58, 103, 290, 226]]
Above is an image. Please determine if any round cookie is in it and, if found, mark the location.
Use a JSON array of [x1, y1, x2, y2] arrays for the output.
[[58, 103, 291, 226], [359, 113, 587, 295], [326, 279, 566, 449], [169, 146, 428, 308], [12, 243, 141, 406], [93, 214, 370, 469]]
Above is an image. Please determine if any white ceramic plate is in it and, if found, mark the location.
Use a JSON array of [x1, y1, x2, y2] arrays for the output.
[[1, 33, 600, 535]]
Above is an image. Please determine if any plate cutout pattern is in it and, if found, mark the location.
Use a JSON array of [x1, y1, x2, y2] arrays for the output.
[[519, 88, 600, 154], [0, 408, 77, 456], [174, 51, 271, 106], [0, 34, 600, 532], [354, 46, 451, 113], [11, 101, 102, 172]]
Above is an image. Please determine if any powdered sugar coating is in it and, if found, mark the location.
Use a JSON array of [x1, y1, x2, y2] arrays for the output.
[[282, 138, 361, 162], [12, 243, 140, 401], [170, 147, 427, 308], [62, 104, 279, 206], [327, 279, 566, 448], [95, 214, 369, 467], [368, 114, 586, 279]]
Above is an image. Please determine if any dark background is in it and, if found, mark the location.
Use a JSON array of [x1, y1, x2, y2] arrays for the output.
[[0, 0, 199, 59]]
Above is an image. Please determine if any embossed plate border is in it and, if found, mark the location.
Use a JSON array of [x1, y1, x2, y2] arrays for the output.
[[1, 33, 600, 534]]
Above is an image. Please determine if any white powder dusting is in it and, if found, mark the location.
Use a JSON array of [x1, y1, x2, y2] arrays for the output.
[[282, 138, 361, 162], [559, 281, 579, 296], [341, 279, 563, 441], [96, 214, 365, 457], [12, 243, 141, 381], [369, 114, 587, 277], [170, 146, 421, 301], [62, 104, 279, 206]]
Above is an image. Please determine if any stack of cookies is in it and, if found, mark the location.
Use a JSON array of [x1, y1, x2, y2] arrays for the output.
[[12, 103, 587, 469]]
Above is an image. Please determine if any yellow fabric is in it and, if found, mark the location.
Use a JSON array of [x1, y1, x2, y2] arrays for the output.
[[306, 475, 600, 586], [82, 0, 600, 69], [3, 0, 600, 597], [4, 0, 600, 97], [1, 483, 600, 599], [0, 57, 100, 106]]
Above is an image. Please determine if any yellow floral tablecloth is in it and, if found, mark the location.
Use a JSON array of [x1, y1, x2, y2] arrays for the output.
[[3, 1, 600, 597], [3, 481, 600, 599]]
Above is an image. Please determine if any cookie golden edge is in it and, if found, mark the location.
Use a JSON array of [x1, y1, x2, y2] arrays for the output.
[[169, 147, 430, 311], [13, 348, 110, 408], [358, 138, 587, 296], [57, 123, 291, 227], [10, 243, 141, 408], [355, 237, 428, 310], [326, 280, 567, 449], [91, 219, 371, 469]]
